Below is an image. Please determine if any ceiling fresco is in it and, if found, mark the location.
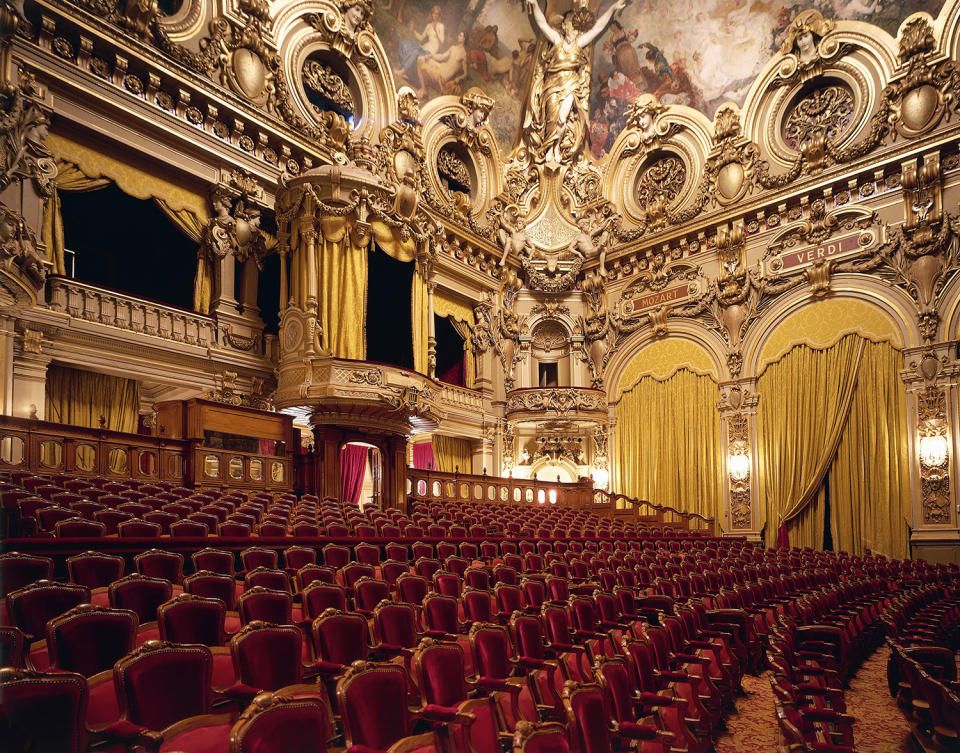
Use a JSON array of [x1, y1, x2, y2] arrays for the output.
[[370, 0, 945, 156]]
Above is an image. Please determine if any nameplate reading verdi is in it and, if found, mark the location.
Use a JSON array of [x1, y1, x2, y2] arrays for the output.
[[622, 285, 691, 315], [779, 233, 862, 271]]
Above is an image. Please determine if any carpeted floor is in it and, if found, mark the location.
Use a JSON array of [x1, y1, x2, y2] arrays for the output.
[[714, 646, 914, 752]]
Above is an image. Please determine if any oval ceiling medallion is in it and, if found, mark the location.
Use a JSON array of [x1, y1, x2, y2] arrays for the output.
[[233, 48, 266, 100]]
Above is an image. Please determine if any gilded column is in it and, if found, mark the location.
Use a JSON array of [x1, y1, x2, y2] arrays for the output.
[[902, 346, 960, 563], [718, 379, 761, 540], [427, 281, 437, 378]]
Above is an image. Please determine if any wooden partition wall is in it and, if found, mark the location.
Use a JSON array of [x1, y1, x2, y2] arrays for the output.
[[0, 415, 293, 493], [405, 468, 717, 535]]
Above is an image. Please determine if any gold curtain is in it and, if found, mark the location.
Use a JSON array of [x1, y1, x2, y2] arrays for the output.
[[412, 273, 429, 374], [435, 290, 475, 389], [40, 161, 110, 274], [319, 236, 367, 360], [757, 335, 865, 548], [613, 368, 724, 520], [433, 434, 473, 474], [828, 340, 911, 558], [45, 365, 141, 433], [40, 131, 210, 280]]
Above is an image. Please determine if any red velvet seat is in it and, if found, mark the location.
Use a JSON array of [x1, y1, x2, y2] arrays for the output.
[[158, 593, 229, 646], [302, 582, 347, 621], [397, 574, 430, 606], [238, 586, 293, 627], [241, 547, 279, 572], [323, 544, 351, 569], [108, 574, 173, 626], [108, 640, 213, 745], [185, 570, 238, 611], [354, 577, 391, 616], [312, 609, 371, 677], [94, 509, 133, 535], [284, 546, 317, 571], [46, 604, 138, 677], [0, 667, 89, 753], [171, 519, 209, 537], [337, 660, 440, 753], [297, 564, 337, 591], [469, 622, 539, 728], [135, 549, 185, 585], [55, 517, 107, 537], [382, 560, 410, 587], [67, 550, 125, 589], [227, 621, 307, 701], [355, 543, 381, 568], [245, 567, 292, 593], [6, 580, 90, 642], [0, 625, 26, 668], [192, 548, 236, 577], [228, 689, 333, 753]]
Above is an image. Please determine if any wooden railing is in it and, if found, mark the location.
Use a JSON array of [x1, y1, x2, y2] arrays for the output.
[[406, 467, 594, 509], [0, 416, 292, 492], [591, 489, 718, 536]]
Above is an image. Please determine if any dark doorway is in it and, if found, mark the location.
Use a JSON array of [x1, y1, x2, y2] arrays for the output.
[[60, 184, 196, 310], [435, 314, 466, 385], [366, 248, 414, 368]]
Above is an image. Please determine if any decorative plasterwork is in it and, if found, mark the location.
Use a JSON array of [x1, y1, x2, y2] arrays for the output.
[[505, 387, 607, 420], [472, 271, 526, 390]]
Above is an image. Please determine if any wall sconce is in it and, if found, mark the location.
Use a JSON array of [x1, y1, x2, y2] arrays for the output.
[[919, 419, 949, 478], [727, 441, 751, 482], [591, 467, 609, 490]]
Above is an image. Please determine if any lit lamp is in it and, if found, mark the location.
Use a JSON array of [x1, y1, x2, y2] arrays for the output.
[[591, 467, 609, 489], [919, 420, 949, 478], [727, 441, 751, 482]]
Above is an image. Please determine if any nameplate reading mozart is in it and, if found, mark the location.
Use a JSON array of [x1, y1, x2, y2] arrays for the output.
[[622, 284, 691, 315], [779, 233, 863, 271]]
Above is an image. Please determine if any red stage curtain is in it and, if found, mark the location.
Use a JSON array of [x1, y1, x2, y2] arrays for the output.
[[340, 444, 368, 504], [413, 442, 435, 471], [776, 522, 790, 549]]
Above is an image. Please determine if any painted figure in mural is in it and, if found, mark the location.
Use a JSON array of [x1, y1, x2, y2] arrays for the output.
[[417, 30, 468, 97], [397, 4, 445, 82], [523, 0, 631, 167]]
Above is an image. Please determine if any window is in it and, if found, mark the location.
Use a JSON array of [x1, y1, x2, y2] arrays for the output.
[[538, 362, 559, 387]]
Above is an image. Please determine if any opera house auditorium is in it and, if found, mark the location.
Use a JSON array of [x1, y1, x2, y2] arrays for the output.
[[0, 0, 959, 750]]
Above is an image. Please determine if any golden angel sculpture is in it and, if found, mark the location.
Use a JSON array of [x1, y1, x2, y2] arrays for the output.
[[522, 0, 631, 168]]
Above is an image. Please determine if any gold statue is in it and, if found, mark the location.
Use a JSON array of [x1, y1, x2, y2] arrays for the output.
[[523, 0, 631, 168]]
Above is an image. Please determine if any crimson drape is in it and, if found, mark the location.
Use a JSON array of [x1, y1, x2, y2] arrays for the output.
[[340, 444, 368, 504], [413, 442, 435, 471], [776, 522, 790, 549]]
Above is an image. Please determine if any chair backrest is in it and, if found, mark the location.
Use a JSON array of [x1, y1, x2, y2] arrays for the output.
[[238, 586, 294, 626], [397, 574, 429, 605], [170, 519, 209, 537], [7, 580, 90, 640], [0, 551, 54, 597], [0, 625, 26, 668], [241, 547, 279, 571], [46, 604, 138, 676], [302, 582, 348, 619], [158, 593, 227, 646], [354, 577, 391, 613], [134, 549, 184, 584], [66, 550, 124, 589], [562, 682, 611, 753], [336, 661, 413, 749], [284, 546, 316, 571], [312, 609, 369, 666], [513, 721, 570, 753], [192, 548, 236, 576], [0, 667, 88, 753], [108, 574, 173, 626], [244, 567, 292, 593], [373, 601, 420, 649], [114, 640, 213, 732], [469, 623, 514, 680], [414, 638, 469, 707], [55, 517, 107, 537], [228, 689, 332, 753], [231, 621, 304, 691], [322, 544, 351, 569], [184, 570, 237, 611]]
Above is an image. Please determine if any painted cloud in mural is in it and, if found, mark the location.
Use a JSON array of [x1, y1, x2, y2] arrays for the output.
[[371, 0, 945, 156]]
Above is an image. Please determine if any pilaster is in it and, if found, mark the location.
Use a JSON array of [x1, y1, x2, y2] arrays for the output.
[[718, 379, 762, 541], [12, 328, 50, 419]]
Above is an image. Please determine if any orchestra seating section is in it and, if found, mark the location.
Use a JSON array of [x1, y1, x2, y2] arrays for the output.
[[1, 469, 959, 753]]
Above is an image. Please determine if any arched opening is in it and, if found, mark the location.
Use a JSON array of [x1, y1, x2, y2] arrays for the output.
[[60, 184, 196, 310], [435, 314, 466, 386], [340, 441, 382, 510]]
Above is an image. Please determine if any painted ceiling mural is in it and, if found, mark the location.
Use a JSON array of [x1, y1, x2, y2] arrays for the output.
[[370, 0, 945, 155]]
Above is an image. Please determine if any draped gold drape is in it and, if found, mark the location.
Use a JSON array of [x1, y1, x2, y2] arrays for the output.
[[45, 365, 141, 433], [319, 236, 367, 360], [412, 273, 429, 374], [433, 434, 473, 474], [828, 340, 911, 558], [435, 291, 475, 389], [754, 333, 914, 553], [41, 133, 211, 277], [613, 369, 724, 520]]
